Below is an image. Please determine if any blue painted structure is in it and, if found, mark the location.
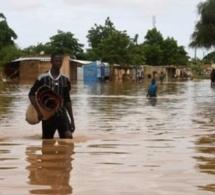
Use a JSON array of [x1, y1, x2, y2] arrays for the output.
[[83, 61, 109, 82]]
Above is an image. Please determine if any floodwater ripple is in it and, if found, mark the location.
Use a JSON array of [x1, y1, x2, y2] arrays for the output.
[[0, 80, 215, 194]]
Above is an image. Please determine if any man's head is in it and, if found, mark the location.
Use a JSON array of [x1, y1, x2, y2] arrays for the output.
[[151, 78, 156, 84], [51, 52, 63, 70]]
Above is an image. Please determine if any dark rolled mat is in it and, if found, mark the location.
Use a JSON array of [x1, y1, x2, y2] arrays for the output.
[[26, 85, 63, 125]]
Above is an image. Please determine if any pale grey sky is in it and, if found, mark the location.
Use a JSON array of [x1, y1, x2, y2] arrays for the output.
[[2, 0, 207, 58]]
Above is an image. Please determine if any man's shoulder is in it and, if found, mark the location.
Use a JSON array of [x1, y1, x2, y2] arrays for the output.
[[60, 74, 70, 81], [38, 71, 49, 80]]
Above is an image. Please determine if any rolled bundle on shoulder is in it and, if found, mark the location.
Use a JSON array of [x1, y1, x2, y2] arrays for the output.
[[26, 85, 63, 125]]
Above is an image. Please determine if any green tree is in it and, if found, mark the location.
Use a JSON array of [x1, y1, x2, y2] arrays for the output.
[[143, 28, 163, 65], [87, 17, 145, 65], [90, 31, 131, 64], [161, 37, 178, 65], [143, 44, 162, 65], [0, 13, 20, 70], [143, 28, 189, 65], [45, 30, 84, 58], [161, 37, 189, 65], [190, 60, 204, 77], [202, 51, 215, 63], [22, 43, 49, 55], [0, 45, 22, 70], [189, 0, 215, 49], [0, 13, 17, 48], [175, 46, 189, 65], [128, 42, 146, 65], [144, 28, 164, 45], [22, 31, 85, 59], [87, 17, 116, 49]]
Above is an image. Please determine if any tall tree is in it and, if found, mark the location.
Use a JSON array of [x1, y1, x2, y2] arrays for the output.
[[143, 28, 189, 65], [22, 43, 49, 55], [92, 31, 131, 64], [87, 17, 116, 49], [161, 37, 178, 65], [175, 46, 189, 65], [128, 34, 145, 65], [0, 13, 21, 70], [161, 37, 189, 65], [143, 28, 163, 65], [86, 17, 145, 65], [144, 28, 164, 46], [202, 51, 215, 63], [45, 30, 84, 58], [189, 0, 215, 49], [143, 44, 162, 65], [0, 13, 17, 48], [0, 45, 22, 70]]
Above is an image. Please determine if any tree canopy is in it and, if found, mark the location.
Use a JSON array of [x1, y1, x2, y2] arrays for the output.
[[22, 30, 84, 59], [46, 30, 84, 58], [0, 13, 21, 69], [0, 14, 191, 68], [0, 13, 17, 48], [190, 0, 215, 49], [143, 28, 189, 65], [202, 51, 215, 63], [86, 17, 145, 65]]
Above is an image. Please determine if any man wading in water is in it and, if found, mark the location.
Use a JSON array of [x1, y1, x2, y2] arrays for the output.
[[28, 52, 75, 139], [146, 78, 157, 98]]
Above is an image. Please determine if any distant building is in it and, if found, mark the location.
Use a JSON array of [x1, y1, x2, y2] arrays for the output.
[[83, 61, 110, 83], [3, 56, 92, 83]]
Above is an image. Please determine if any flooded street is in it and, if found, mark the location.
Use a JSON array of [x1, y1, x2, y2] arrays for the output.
[[0, 79, 215, 195]]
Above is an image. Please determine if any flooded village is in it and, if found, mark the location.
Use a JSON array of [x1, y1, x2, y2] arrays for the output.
[[1, 0, 215, 193], [1, 55, 211, 84], [0, 55, 215, 194]]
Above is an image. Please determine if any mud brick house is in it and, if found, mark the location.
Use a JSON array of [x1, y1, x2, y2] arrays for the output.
[[3, 56, 91, 84]]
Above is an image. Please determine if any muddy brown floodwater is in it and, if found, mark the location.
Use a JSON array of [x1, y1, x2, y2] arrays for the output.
[[0, 79, 215, 195]]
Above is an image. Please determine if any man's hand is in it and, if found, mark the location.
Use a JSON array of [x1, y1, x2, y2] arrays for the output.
[[63, 122, 75, 139], [69, 122, 75, 133], [64, 131, 73, 138]]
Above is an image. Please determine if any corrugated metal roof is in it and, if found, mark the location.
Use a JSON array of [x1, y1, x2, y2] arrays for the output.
[[13, 57, 50, 62], [12, 57, 93, 64], [70, 58, 92, 64]]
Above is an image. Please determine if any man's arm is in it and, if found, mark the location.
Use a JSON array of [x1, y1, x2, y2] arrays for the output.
[[64, 101, 75, 132], [64, 79, 75, 132]]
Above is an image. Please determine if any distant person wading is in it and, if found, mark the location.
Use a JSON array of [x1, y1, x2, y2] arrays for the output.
[[146, 79, 157, 98], [210, 68, 215, 87]]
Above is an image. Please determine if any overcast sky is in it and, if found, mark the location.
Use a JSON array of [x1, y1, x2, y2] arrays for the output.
[[2, 0, 207, 58]]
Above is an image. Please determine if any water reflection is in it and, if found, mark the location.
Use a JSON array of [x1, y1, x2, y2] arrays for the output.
[[0, 82, 14, 122], [25, 140, 74, 194], [0, 143, 20, 170], [194, 135, 215, 193], [147, 97, 157, 106]]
